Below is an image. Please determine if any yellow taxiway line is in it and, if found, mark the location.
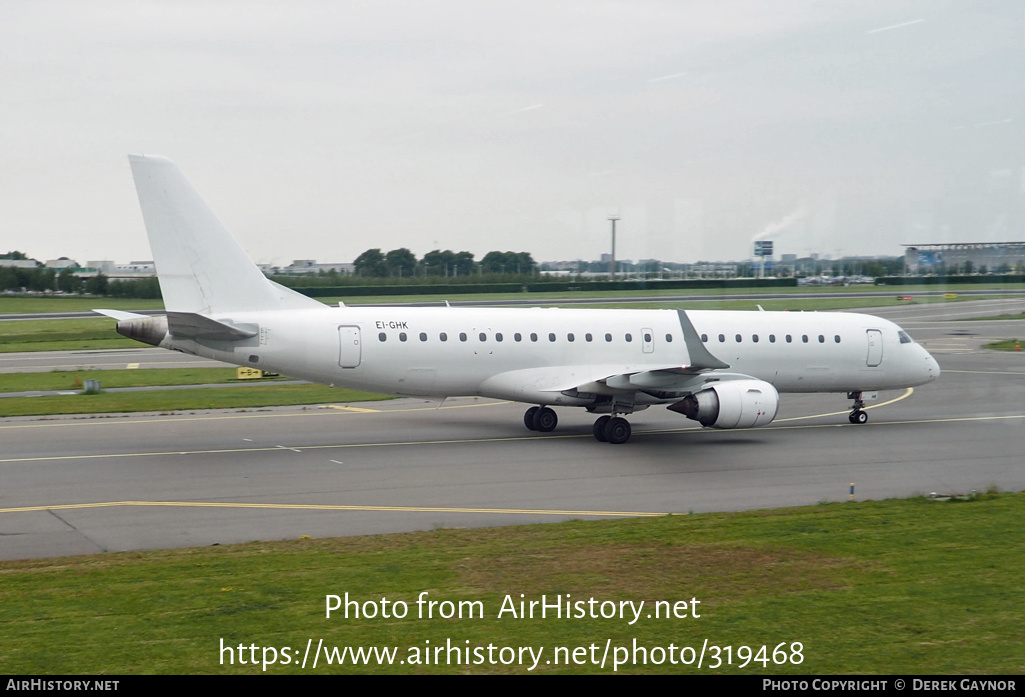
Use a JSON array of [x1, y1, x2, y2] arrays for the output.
[[774, 387, 914, 422], [0, 399, 509, 430], [0, 500, 665, 517]]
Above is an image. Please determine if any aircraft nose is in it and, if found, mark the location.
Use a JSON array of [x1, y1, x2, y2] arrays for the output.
[[922, 349, 940, 382]]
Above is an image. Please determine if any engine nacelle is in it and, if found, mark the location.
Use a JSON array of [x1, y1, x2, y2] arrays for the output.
[[668, 379, 779, 429], [115, 315, 169, 348]]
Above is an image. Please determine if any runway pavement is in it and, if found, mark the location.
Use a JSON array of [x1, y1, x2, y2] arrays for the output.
[[1, 301, 1023, 561]]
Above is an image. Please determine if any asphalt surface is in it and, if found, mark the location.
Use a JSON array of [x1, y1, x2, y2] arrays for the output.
[[1, 300, 1023, 561]]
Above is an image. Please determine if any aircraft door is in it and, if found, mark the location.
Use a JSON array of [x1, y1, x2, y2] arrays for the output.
[[866, 329, 883, 367], [338, 326, 361, 368], [642, 328, 654, 354]]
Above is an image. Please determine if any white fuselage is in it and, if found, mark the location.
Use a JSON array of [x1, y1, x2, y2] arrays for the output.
[[164, 306, 939, 406]]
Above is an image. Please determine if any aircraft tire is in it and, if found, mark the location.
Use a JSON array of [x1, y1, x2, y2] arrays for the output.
[[604, 417, 631, 444], [524, 407, 539, 430], [592, 415, 611, 442], [533, 407, 558, 432], [849, 410, 868, 425]]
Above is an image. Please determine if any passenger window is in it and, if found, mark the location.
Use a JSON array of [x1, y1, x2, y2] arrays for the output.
[[460, 332, 467, 342], [440, 332, 448, 342], [530, 333, 538, 342], [399, 332, 407, 342], [419, 332, 427, 342], [666, 334, 673, 342], [735, 334, 742, 343], [769, 334, 776, 343], [752, 334, 759, 343], [818, 335, 825, 343], [644, 333, 652, 343], [567, 333, 575, 342], [585, 333, 593, 342], [605, 333, 613, 342], [548, 333, 556, 342], [479, 332, 487, 342], [378, 332, 386, 342], [496, 333, 503, 342], [834, 335, 841, 343], [625, 333, 633, 342], [718, 334, 725, 342], [701, 334, 708, 342], [514, 333, 522, 342], [786, 335, 792, 343], [802, 335, 808, 343]]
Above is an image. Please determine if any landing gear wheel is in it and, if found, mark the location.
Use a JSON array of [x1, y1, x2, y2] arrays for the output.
[[592, 415, 611, 442], [849, 409, 868, 425], [524, 406, 539, 431], [604, 416, 632, 444], [533, 406, 558, 432]]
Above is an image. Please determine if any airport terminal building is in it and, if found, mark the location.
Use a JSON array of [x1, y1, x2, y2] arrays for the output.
[[903, 242, 1025, 274]]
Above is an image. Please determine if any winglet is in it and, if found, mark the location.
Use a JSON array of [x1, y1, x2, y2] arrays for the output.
[[676, 310, 730, 370]]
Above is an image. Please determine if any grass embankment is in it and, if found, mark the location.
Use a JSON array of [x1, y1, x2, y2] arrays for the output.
[[0, 297, 165, 315], [0, 493, 1020, 674], [0, 317, 137, 352], [958, 312, 1025, 322], [984, 340, 1024, 352], [0, 385, 390, 417], [0, 368, 258, 392], [0, 368, 392, 417]]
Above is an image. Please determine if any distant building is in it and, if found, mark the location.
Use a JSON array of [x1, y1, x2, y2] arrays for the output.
[[264, 260, 354, 276], [903, 242, 1025, 273], [0, 258, 40, 269]]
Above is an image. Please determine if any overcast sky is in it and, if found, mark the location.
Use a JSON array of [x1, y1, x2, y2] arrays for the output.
[[2, 1, 1023, 266]]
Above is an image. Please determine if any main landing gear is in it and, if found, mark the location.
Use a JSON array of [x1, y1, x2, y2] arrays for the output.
[[522, 406, 634, 443], [847, 391, 868, 425], [523, 406, 558, 432], [592, 415, 632, 444]]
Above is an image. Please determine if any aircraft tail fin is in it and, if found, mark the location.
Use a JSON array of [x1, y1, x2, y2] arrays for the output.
[[128, 154, 323, 314]]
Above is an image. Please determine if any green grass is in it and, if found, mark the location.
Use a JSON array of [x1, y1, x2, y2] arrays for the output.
[[0, 368, 283, 393], [0, 297, 164, 314], [957, 312, 1025, 322], [0, 493, 1020, 674], [0, 384, 392, 417], [0, 317, 138, 352], [984, 340, 1025, 352]]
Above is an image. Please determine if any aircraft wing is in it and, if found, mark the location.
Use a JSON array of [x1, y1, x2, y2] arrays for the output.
[[479, 364, 761, 403], [479, 311, 734, 401]]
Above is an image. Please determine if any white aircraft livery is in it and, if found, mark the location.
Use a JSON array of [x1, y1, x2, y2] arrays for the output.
[[98, 155, 940, 444]]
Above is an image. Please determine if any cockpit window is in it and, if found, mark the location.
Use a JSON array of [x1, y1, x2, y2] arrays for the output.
[[898, 330, 913, 344]]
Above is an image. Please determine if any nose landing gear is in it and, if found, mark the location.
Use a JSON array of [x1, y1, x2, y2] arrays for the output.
[[847, 392, 868, 424]]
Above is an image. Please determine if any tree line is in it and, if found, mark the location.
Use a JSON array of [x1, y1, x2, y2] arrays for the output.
[[0, 252, 163, 298], [352, 248, 536, 278]]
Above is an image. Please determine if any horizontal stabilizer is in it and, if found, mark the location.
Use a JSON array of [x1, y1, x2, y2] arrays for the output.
[[166, 312, 257, 341], [94, 309, 149, 321]]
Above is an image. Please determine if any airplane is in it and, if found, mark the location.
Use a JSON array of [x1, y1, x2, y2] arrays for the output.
[[97, 155, 940, 444]]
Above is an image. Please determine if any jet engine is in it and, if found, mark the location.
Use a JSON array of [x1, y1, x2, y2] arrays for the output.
[[115, 315, 169, 348], [668, 379, 779, 429]]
